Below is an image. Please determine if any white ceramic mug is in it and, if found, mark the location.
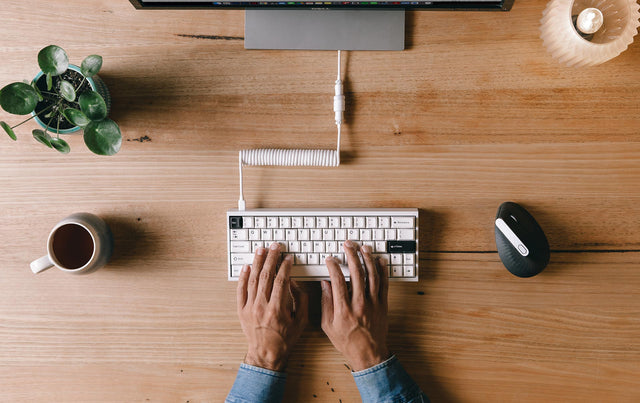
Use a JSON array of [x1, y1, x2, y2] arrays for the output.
[[30, 213, 114, 275]]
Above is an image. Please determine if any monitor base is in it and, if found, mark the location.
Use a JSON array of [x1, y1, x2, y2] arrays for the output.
[[245, 9, 405, 50]]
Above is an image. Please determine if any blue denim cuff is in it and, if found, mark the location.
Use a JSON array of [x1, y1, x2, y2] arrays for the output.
[[225, 363, 287, 403], [352, 355, 428, 403]]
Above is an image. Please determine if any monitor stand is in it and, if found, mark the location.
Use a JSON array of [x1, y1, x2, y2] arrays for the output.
[[245, 9, 405, 50]]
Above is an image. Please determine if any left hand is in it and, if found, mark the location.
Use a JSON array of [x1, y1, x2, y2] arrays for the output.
[[236, 243, 309, 372]]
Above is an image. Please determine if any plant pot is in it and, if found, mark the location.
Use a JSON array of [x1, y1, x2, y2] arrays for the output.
[[31, 65, 111, 134]]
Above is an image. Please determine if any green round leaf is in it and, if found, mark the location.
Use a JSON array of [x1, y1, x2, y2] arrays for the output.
[[84, 119, 121, 156], [59, 80, 76, 102], [63, 108, 90, 127], [50, 137, 70, 154], [1, 121, 17, 141], [32, 129, 53, 148], [38, 45, 69, 76], [81, 55, 103, 77], [0, 82, 39, 115], [78, 91, 107, 121]]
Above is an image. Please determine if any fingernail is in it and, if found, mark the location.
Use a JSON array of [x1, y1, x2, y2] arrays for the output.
[[270, 242, 280, 250], [256, 248, 265, 255], [344, 240, 353, 248], [242, 265, 250, 273], [362, 245, 371, 254], [284, 254, 294, 262]]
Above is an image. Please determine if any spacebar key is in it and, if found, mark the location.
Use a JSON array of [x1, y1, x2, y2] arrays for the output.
[[387, 241, 417, 253], [291, 265, 350, 279]]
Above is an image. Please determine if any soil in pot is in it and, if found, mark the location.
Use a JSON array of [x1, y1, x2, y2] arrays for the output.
[[33, 69, 93, 131]]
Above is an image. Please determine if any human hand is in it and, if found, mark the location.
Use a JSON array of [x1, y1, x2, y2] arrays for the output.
[[321, 240, 390, 372], [237, 242, 309, 372]]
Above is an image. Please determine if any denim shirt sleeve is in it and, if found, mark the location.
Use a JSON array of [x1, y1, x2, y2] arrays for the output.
[[225, 363, 287, 403], [352, 355, 430, 403]]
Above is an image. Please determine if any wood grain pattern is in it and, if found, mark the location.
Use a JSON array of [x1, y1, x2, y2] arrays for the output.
[[1, 0, 639, 401]]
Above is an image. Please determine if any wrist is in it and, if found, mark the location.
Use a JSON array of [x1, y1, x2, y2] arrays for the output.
[[244, 350, 288, 372], [348, 347, 391, 372]]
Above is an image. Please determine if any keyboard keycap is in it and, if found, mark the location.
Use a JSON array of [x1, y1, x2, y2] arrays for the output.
[[248, 229, 260, 240], [317, 217, 328, 228], [230, 253, 254, 265], [295, 253, 307, 265], [307, 253, 320, 265], [231, 241, 251, 253], [397, 229, 415, 240], [329, 217, 340, 228], [261, 229, 272, 240], [286, 229, 297, 240], [279, 217, 291, 228], [404, 254, 415, 264], [291, 264, 350, 278], [392, 217, 415, 228], [229, 216, 243, 229], [231, 229, 248, 241], [404, 265, 415, 277], [387, 240, 417, 253]]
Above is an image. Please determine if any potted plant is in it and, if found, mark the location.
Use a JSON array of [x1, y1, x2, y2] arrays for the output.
[[0, 45, 121, 155]]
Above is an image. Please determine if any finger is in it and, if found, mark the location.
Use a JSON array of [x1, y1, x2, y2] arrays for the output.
[[291, 280, 309, 327], [247, 247, 268, 303], [236, 264, 251, 311], [361, 245, 379, 302], [256, 242, 282, 302], [320, 280, 334, 328], [377, 256, 389, 308], [325, 256, 349, 311], [271, 254, 293, 307], [344, 240, 365, 306]]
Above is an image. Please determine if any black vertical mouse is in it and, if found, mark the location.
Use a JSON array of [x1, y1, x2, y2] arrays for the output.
[[494, 202, 550, 278]]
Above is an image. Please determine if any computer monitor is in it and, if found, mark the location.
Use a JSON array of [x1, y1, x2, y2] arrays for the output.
[[129, 0, 514, 50]]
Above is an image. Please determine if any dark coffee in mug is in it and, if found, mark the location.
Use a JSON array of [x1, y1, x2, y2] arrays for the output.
[[31, 213, 113, 275], [51, 224, 95, 270]]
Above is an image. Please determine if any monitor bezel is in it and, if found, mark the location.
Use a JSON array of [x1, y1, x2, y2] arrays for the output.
[[128, 0, 514, 11]]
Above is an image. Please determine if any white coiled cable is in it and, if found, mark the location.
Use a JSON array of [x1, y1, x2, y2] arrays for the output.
[[238, 51, 345, 210]]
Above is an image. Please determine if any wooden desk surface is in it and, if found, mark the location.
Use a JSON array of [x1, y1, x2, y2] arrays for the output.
[[1, 1, 639, 401]]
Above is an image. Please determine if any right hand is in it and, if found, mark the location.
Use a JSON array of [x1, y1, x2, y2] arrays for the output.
[[320, 240, 390, 372]]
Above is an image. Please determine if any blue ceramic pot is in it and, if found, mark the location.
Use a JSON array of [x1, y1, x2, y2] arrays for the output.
[[31, 64, 111, 134]]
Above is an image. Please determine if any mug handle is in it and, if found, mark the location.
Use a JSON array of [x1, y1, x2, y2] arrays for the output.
[[30, 255, 54, 274]]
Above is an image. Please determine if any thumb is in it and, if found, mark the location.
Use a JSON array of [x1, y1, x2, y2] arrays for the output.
[[290, 280, 308, 326], [320, 280, 334, 327]]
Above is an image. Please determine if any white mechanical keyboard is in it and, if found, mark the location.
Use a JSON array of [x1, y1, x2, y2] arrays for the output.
[[227, 209, 419, 281]]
